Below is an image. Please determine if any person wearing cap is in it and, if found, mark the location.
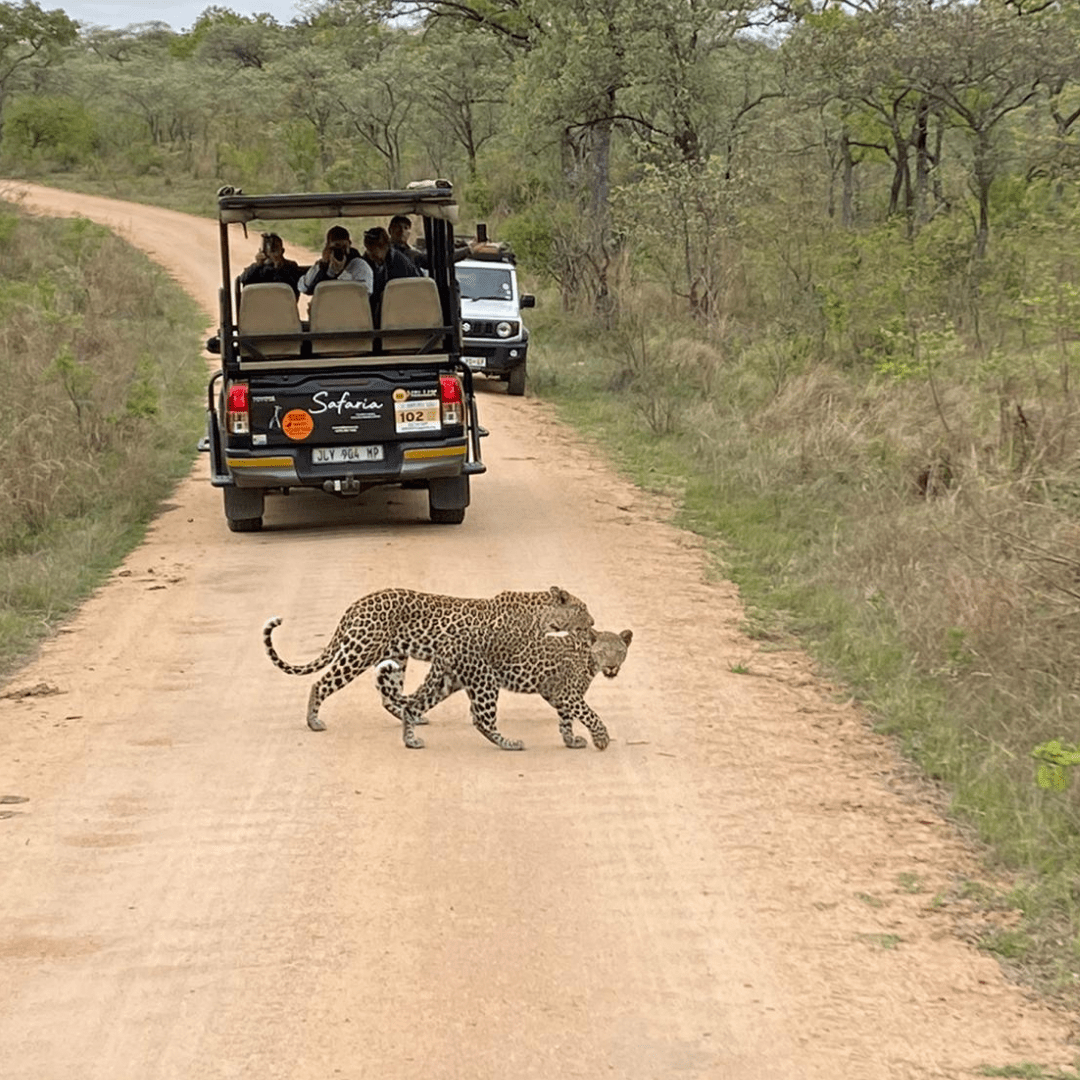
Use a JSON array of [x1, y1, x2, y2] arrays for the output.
[[299, 225, 374, 294], [362, 225, 421, 320], [239, 232, 305, 296]]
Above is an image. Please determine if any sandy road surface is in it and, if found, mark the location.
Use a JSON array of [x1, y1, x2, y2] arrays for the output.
[[0, 182, 1076, 1079]]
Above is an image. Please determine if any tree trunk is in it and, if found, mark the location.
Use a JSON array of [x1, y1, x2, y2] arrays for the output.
[[913, 98, 930, 231], [974, 131, 992, 259], [841, 130, 855, 228]]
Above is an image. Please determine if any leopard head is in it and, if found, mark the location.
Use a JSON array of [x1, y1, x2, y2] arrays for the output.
[[540, 585, 595, 637], [590, 629, 633, 678]]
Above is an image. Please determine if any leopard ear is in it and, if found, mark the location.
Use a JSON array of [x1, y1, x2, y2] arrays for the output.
[[619, 629, 633, 645], [548, 585, 570, 603], [587, 627, 598, 644]]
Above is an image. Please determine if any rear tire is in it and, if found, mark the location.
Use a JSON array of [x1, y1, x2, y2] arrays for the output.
[[227, 515, 263, 532], [507, 362, 526, 396], [224, 486, 264, 532], [428, 475, 469, 524], [430, 506, 466, 525]]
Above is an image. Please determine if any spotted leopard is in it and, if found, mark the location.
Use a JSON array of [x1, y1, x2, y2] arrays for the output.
[[375, 627, 632, 751], [263, 586, 594, 744]]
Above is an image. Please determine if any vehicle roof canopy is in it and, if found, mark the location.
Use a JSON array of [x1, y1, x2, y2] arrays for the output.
[[217, 184, 459, 226]]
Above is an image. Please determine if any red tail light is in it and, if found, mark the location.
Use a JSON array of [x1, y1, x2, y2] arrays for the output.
[[227, 383, 249, 411], [226, 381, 250, 435], [439, 374, 463, 403], [440, 375, 463, 426]]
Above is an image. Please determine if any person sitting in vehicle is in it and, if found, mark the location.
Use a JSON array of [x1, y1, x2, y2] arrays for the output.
[[392, 215, 473, 272], [300, 225, 374, 295], [388, 215, 424, 269], [239, 232, 305, 296], [362, 225, 421, 320]]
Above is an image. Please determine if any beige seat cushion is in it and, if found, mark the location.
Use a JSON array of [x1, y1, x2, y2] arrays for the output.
[[380, 277, 444, 352], [309, 280, 374, 356], [238, 283, 301, 358]]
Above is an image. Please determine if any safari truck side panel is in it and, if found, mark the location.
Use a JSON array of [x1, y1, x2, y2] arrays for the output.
[[203, 186, 485, 531]]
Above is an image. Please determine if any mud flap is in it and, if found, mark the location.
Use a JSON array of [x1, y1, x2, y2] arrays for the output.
[[428, 475, 470, 510], [223, 485, 265, 522]]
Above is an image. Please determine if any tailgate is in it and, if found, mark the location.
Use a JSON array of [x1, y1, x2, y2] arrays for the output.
[[247, 372, 444, 448]]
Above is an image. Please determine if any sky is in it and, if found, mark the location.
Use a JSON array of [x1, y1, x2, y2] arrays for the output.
[[53, 2, 307, 32]]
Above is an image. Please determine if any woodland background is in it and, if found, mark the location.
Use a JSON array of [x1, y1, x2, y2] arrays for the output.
[[6, 0, 1080, 1005]]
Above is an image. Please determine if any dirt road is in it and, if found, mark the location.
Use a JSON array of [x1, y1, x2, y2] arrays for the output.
[[1, 182, 1076, 1079]]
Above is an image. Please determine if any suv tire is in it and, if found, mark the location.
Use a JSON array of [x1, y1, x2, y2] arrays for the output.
[[507, 363, 526, 396]]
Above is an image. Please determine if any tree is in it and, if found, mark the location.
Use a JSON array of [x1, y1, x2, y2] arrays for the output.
[[334, 46, 420, 187], [83, 22, 176, 64], [193, 13, 286, 69], [277, 45, 345, 172], [3, 91, 96, 166], [906, 0, 1068, 257], [783, 4, 945, 232], [388, 0, 765, 310], [414, 30, 510, 180], [0, 1, 78, 146]]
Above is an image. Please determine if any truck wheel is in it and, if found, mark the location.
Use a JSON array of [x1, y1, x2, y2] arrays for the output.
[[227, 515, 263, 532], [507, 363, 526, 396], [224, 486, 264, 532], [430, 506, 466, 525], [428, 476, 468, 524]]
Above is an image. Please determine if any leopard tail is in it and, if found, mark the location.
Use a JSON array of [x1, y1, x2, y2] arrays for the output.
[[263, 616, 341, 676]]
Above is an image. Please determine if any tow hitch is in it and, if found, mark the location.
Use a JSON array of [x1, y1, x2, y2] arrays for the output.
[[323, 478, 364, 495]]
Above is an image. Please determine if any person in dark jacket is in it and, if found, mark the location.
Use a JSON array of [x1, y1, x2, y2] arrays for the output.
[[238, 233, 305, 295], [299, 225, 373, 295], [388, 215, 424, 269], [362, 226, 421, 321], [390, 215, 472, 272]]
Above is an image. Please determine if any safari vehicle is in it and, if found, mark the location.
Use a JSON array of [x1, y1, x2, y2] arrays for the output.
[[203, 184, 484, 532], [455, 231, 534, 396]]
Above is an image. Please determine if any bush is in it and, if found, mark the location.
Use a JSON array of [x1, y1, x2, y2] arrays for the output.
[[2, 94, 99, 170]]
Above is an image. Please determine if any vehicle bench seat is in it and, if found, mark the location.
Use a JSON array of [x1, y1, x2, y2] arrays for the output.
[[238, 282, 302, 358]]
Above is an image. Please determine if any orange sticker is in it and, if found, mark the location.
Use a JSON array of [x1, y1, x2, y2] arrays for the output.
[[282, 409, 314, 441]]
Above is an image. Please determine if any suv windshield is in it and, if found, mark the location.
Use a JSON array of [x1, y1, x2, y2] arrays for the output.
[[456, 265, 513, 301]]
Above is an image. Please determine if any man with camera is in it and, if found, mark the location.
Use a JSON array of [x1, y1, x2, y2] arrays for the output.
[[299, 226, 374, 295], [238, 232, 305, 295]]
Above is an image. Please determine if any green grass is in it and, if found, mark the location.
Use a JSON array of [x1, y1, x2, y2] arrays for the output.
[[0, 202, 207, 680], [527, 287, 1080, 1008], [979, 1066, 1080, 1079]]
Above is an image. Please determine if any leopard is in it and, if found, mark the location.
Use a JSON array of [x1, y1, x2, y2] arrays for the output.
[[374, 627, 633, 751], [262, 586, 595, 745]]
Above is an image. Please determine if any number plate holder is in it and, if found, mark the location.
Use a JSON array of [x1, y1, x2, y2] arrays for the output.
[[311, 445, 385, 465]]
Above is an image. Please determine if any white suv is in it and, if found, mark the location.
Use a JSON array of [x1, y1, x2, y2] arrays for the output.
[[455, 256, 534, 395]]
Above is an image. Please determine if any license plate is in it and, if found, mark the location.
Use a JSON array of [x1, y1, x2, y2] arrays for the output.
[[463, 356, 487, 369], [311, 445, 384, 465]]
